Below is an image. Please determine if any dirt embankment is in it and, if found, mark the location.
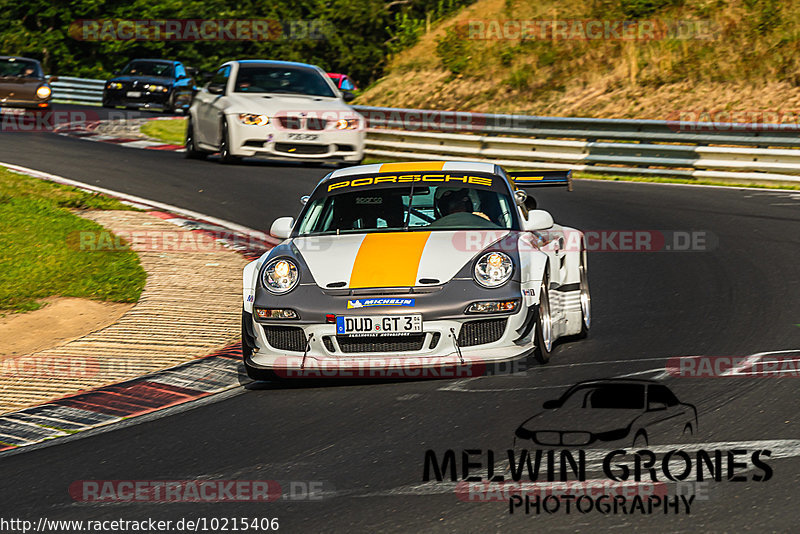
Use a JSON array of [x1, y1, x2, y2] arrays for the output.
[[358, 0, 800, 121]]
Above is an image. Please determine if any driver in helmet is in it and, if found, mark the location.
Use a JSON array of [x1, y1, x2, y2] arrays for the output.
[[430, 188, 495, 227]]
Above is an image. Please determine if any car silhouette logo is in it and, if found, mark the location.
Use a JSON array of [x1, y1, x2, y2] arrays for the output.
[[513, 379, 697, 448]]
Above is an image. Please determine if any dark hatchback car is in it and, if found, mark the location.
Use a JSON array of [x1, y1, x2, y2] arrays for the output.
[[513, 379, 698, 448], [0, 56, 55, 110], [103, 59, 196, 113]]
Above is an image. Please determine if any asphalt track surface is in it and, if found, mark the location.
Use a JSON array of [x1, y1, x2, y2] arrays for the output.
[[0, 105, 799, 532]]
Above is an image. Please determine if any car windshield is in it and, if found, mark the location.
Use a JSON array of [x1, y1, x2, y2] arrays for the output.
[[121, 61, 174, 77], [0, 58, 41, 78], [562, 384, 646, 410], [296, 173, 517, 236], [234, 65, 335, 97]]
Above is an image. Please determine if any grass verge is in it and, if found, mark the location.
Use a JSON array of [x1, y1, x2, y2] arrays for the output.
[[572, 173, 800, 191], [140, 118, 186, 146], [0, 167, 147, 313]]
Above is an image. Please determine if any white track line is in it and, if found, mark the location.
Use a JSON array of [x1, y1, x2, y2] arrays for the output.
[[440, 351, 800, 393], [721, 349, 800, 376], [438, 357, 672, 392]]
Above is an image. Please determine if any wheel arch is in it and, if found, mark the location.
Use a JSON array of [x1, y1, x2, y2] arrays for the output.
[[243, 258, 263, 313]]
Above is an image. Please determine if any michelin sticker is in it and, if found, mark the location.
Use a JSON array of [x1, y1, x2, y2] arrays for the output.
[[347, 298, 415, 309]]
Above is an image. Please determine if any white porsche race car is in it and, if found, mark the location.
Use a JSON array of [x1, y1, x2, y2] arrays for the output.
[[187, 60, 364, 165], [241, 161, 590, 378]]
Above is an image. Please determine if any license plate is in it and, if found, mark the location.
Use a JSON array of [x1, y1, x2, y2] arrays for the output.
[[126, 91, 141, 98], [0, 107, 26, 116], [287, 133, 318, 141], [336, 315, 422, 335]]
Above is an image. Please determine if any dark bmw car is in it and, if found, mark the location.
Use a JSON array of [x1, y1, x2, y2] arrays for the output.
[[103, 59, 196, 113], [513, 379, 697, 448], [0, 56, 55, 110]]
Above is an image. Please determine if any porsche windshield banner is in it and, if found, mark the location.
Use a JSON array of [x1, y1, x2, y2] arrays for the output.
[[324, 173, 502, 193]]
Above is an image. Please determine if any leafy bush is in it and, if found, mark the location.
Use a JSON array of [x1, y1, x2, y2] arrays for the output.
[[506, 67, 532, 90], [0, 0, 478, 87], [436, 25, 471, 74], [499, 47, 516, 67]]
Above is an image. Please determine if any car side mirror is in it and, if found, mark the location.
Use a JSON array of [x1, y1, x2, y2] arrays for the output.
[[46, 75, 59, 83], [342, 91, 355, 102], [270, 217, 294, 240], [207, 83, 225, 95], [522, 209, 554, 231], [113, 70, 120, 75], [542, 399, 560, 409], [300, 195, 310, 205], [647, 401, 667, 412]]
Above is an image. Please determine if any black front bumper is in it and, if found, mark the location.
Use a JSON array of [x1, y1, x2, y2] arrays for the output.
[[103, 89, 170, 108]]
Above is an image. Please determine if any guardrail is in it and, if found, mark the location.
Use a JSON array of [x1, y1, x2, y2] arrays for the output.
[[51, 76, 105, 105], [353, 105, 800, 183], [46, 78, 800, 182]]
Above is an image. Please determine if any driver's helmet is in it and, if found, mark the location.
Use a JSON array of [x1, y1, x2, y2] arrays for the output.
[[434, 187, 479, 217]]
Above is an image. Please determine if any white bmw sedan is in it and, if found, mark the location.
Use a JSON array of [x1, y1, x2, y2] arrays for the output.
[[186, 60, 365, 165]]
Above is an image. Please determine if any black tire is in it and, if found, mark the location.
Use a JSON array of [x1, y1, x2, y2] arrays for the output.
[[168, 92, 189, 115], [577, 246, 591, 339], [533, 277, 554, 364], [184, 117, 207, 160], [164, 92, 177, 114], [218, 118, 241, 164]]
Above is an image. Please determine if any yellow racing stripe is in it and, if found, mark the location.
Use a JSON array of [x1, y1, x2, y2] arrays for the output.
[[349, 232, 431, 288], [378, 161, 446, 173]]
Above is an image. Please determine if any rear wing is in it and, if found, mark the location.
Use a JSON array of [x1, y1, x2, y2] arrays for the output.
[[507, 170, 573, 192]]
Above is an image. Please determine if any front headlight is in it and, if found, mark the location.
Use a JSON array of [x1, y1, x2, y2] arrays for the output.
[[261, 258, 299, 294], [144, 84, 169, 93], [36, 85, 52, 99], [239, 113, 269, 126], [473, 251, 514, 288], [107, 82, 123, 90], [466, 299, 519, 314], [335, 118, 358, 130]]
